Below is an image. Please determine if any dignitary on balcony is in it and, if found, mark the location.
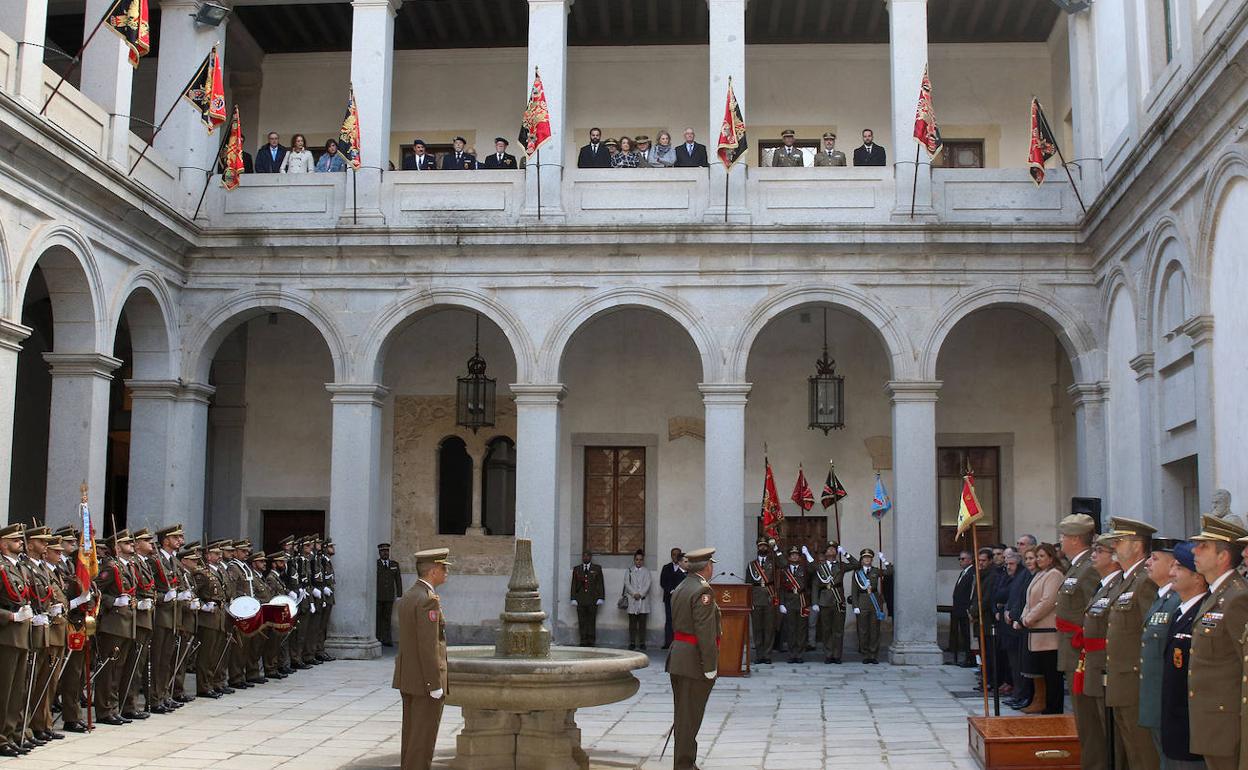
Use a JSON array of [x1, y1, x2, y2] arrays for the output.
[[612, 136, 643, 168], [441, 136, 477, 170], [315, 140, 347, 172], [255, 132, 288, 173], [281, 134, 315, 173], [647, 131, 678, 168], [853, 129, 887, 166], [403, 139, 438, 171], [674, 127, 709, 167], [577, 127, 612, 168], [480, 138, 518, 169], [814, 131, 848, 166], [772, 129, 805, 167]]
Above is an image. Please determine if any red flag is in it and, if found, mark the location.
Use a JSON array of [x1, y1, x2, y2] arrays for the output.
[[791, 466, 814, 513], [182, 46, 226, 132], [821, 466, 847, 510], [102, 0, 150, 69], [519, 67, 552, 157], [339, 85, 362, 170], [716, 76, 748, 168], [760, 458, 784, 538], [956, 473, 984, 538], [912, 64, 942, 158], [221, 106, 245, 190], [1028, 98, 1057, 186]]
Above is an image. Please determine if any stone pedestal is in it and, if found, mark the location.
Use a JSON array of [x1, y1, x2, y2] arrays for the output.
[[454, 709, 587, 770]]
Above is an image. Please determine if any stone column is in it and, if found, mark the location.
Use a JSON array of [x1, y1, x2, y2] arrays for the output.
[[522, 0, 571, 220], [888, 0, 931, 217], [228, 70, 263, 157], [167, 383, 214, 535], [0, 320, 32, 523], [81, 0, 134, 166], [206, 405, 245, 537], [467, 448, 486, 536], [705, 0, 748, 223], [1182, 315, 1216, 511], [511, 384, 564, 622], [1068, 382, 1108, 526], [1067, 9, 1103, 201], [1129, 354, 1164, 528], [42, 352, 121, 522], [700, 383, 750, 573], [154, 0, 228, 208], [343, 0, 399, 225], [124, 379, 180, 529], [885, 380, 943, 665], [0, 0, 48, 106], [325, 383, 388, 659]]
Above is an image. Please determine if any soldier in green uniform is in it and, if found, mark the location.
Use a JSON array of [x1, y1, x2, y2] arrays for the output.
[[1053, 513, 1100, 768], [1137, 537, 1180, 763], [772, 129, 805, 167], [393, 547, 452, 770], [0, 523, 33, 756], [316, 539, 335, 661], [778, 546, 809, 663], [813, 542, 855, 664], [193, 541, 228, 698], [33, 536, 66, 742], [813, 131, 848, 166], [1187, 515, 1248, 770], [666, 547, 720, 770], [173, 544, 201, 700], [53, 526, 92, 733], [122, 528, 155, 719], [850, 548, 892, 663], [1103, 517, 1160, 770], [19, 527, 52, 747], [93, 530, 137, 726], [376, 543, 402, 647], [150, 524, 182, 713], [1078, 535, 1123, 770], [571, 551, 605, 646], [745, 538, 779, 665], [263, 552, 292, 678]]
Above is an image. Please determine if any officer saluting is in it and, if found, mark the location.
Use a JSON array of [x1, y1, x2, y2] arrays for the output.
[[666, 547, 720, 770]]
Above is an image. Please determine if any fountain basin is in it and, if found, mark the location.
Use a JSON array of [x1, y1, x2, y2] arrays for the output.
[[446, 645, 649, 712]]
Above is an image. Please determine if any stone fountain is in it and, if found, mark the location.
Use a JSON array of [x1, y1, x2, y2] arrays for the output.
[[444, 540, 650, 770]]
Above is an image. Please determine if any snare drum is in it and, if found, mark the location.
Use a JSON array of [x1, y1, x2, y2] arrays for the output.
[[227, 595, 264, 635]]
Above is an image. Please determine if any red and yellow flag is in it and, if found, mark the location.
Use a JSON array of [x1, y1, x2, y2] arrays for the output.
[[339, 85, 362, 170], [519, 67, 552, 157], [912, 64, 941, 158], [1028, 98, 1058, 185], [791, 465, 814, 513], [221, 106, 245, 190], [955, 473, 984, 538], [182, 45, 226, 132], [103, 0, 150, 69], [760, 457, 784, 538], [716, 76, 748, 168]]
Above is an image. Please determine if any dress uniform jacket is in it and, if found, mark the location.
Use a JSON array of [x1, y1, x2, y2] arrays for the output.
[[377, 558, 403, 601], [851, 563, 892, 658], [1138, 588, 1181, 730], [1161, 596, 1206, 763], [1055, 550, 1099, 673], [813, 554, 854, 658], [1080, 573, 1121, 699], [1105, 561, 1161, 770], [33, 560, 66, 735], [666, 572, 720, 770], [480, 152, 518, 169], [746, 553, 778, 661], [771, 146, 805, 167], [152, 551, 180, 630], [0, 555, 32, 747], [440, 151, 477, 170], [402, 153, 438, 170], [1188, 572, 1248, 765], [571, 562, 605, 645], [393, 579, 447, 770], [95, 556, 137, 639], [813, 149, 848, 166], [778, 561, 809, 656]]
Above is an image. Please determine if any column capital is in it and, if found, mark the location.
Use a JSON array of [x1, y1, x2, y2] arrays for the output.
[[177, 381, 216, 404], [699, 382, 752, 405], [351, 0, 402, 13], [125, 379, 183, 401], [0, 319, 32, 353], [529, 0, 574, 8], [1128, 353, 1155, 380], [885, 380, 942, 403], [326, 383, 390, 407], [1066, 381, 1107, 407], [1180, 314, 1214, 347], [510, 383, 567, 405], [42, 352, 123, 379], [705, 0, 748, 7]]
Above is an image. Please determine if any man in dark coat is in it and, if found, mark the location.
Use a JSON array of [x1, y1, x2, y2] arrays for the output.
[[577, 128, 612, 168], [674, 127, 709, 167], [570, 551, 605, 646], [254, 132, 288, 173], [402, 139, 439, 170], [659, 548, 684, 648], [480, 137, 518, 169], [853, 129, 887, 166], [950, 550, 975, 666], [440, 136, 477, 170], [376, 543, 403, 646]]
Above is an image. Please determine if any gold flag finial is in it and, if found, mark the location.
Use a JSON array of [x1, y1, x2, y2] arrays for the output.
[[80, 482, 88, 505]]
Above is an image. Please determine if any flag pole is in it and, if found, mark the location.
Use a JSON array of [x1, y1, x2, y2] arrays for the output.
[[1036, 102, 1088, 215], [536, 148, 542, 221], [191, 105, 236, 221], [971, 522, 990, 716], [724, 163, 730, 223], [352, 167, 358, 225], [910, 143, 920, 218], [41, 10, 112, 116], [129, 48, 214, 175]]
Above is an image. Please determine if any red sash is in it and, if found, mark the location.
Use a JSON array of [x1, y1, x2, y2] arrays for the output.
[[673, 631, 720, 648], [1072, 636, 1106, 695], [1054, 616, 1084, 649]]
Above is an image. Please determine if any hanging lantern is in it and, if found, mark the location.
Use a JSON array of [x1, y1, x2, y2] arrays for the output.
[[456, 314, 496, 433], [808, 308, 845, 434]]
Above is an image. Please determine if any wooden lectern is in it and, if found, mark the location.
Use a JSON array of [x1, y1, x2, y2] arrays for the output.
[[711, 582, 751, 677]]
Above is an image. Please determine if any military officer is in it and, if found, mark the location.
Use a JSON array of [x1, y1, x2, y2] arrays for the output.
[[1052, 513, 1100, 768], [0, 523, 33, 756], [207, 540, 237, 693], [149, 524, 182, 713], [263, 552, 292, 678], [666, 546, 720, 770], [32, 535, 66, 743], [173, 542, 200, 702], [193, 541, 228, 698], [313, 539, 334, 661], [778, 546, 809, 663], [17, 527, 50, 749], [772, 129, 805, 167], [53, 526, 92, 733], [1187, 515, 1248, 770], [1138, 537, 1180, 762], [1160, 542, 1208, 769], [440, 136, 477, 170], [377, 542, 402, 647], [571, 551, 605, 647], [813, 131, 847, 166], [1102, 517, 1161, 770], [1079, 535, 1124, 770], [745, 538, 779, 665], [850, 548, 892, 664], [393, 548, 452, 770], [122, 528, 155, 719], [480, 138, 518, 169], [224, 539, 254, 688], [813, 542, 855, 663], [93, 530, 137, 726], [247, 550, 273, 682]]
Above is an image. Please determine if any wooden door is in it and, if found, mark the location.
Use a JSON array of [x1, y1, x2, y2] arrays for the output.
[[260, 509, 325, 555], [757, 516, 828, 556]]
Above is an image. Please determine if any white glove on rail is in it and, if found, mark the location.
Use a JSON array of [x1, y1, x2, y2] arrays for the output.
[[429, 689, 444, 699]]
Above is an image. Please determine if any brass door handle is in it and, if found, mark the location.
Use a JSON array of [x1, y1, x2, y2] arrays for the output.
[[1035, 749, 1071, 759]]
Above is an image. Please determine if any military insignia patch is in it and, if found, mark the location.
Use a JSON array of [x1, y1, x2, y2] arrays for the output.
[[1172, 647, 1183, 668], [700, 594, 711, 605], [428, 610, 439, 622]]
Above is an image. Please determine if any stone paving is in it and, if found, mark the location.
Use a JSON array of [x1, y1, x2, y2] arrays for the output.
[[11, 650, 990, 769]]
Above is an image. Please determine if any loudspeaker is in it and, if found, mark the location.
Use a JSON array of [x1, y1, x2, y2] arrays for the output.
[[1071, 497, 1102, 533]]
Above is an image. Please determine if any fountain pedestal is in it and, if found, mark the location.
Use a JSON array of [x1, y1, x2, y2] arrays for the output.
[[454, 708, 588, 770]]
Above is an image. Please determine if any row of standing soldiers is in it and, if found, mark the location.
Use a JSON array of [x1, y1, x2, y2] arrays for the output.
[[0, 521, 337, 757], [745, 538, 893, 665]]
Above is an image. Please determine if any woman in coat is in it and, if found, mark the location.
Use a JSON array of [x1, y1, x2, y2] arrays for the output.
[[648, 130, 677, 168], [623, 549, 652, 650], [1020, 543, 1064, 714], [280, 134, 315, 173]]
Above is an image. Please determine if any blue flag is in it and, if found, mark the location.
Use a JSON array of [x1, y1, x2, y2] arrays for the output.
[[870, 474, 892, 520]]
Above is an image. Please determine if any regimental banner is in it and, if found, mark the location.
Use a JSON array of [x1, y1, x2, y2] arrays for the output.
[[1028, 97, 1058, 185], [870, 474, 892, 521], [103, 0, 151, 68], [821, 466, 847, 510], [519, 67, 552, 157], [339, 85, 362, 170], [221, 106, 245, 190], [182, 46, 226, 132], [955, 474, 984, 538], [760, 457, 784, 538], [912, 64, 942, 158], [791, 465, 814, 513], [716, 76, 748, 168]]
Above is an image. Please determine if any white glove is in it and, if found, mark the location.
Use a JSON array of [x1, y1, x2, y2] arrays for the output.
[[324, 587, 332, 596], [595, 598, 603, 606], [288, 592, 298, 601], [178, 590, 194, 601], [429, 688, 444, 699], [878, 552, 888, 563], [310, 602, 316, 614], [779, 605, 788, 615], [202, 602, 215, 612], [32, 613, 49, 627], [138, 599, 154, 611], [13, 605, 33, 622], [69, 593, 90, 610], [801, 545, 813, 563], [811, 604, 820, 613], [49, 603, 63, 618], [298, 589, 307, 601], [312, 588, 322, 599], [837, 545, 848, 556], [190, 599, 201, 611], [703, 671, 716, 680], [570, 599, 577, 606], [853, 607, 861, 615], [114, 595, 131, 607], [163, 590, 177, 602]]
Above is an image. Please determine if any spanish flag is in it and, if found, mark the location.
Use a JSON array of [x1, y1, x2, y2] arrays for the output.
[[955, 473, 984, 538]]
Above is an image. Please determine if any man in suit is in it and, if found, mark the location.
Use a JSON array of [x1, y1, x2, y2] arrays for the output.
[[1053, 513, 1099, 746], [377, 543, 403, 647], [659, 548, 684, 649], [577, 127, 612, 168], [674, 127, 709, 167], [772, 129, 805, 167], [814, 131, 847, 166], [571, 551, 605, 646], [441, 136, 476, 170], [393, 547, 451, 770], [254, 132, 287, 173], [1188, 515, 1248, 770], [853, 129, 887, 166], [666, 547, 720, 770], [480, 137, 518, 169], [403, 139, 438, 171], [949, 550, 975, 667]]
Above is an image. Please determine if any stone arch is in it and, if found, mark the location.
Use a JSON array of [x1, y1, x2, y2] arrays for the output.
[[110, 269, 180, 380], [1141, 215, 1195, 342], [729, 284, 917, 382], [358, 287, 536, 384], [17, 223, 108, 353], [1098, 265, 1143, 353], [1194, 148, 1248, 313], [920, 285, 1100, 382], [540, 287, 720, 382], [183, 289, 348, 383], [0, 219, 12, 320]]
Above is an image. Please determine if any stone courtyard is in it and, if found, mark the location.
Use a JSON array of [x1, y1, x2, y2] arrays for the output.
[[11, 651, 986, 770]]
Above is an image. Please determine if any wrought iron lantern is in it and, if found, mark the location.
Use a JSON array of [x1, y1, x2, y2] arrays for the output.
[[807, 308, 845, 434], [455, 314, 496, 433]]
